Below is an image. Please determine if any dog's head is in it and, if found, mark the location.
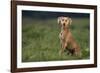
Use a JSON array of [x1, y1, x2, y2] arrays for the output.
[[58, 17, 72, 29]]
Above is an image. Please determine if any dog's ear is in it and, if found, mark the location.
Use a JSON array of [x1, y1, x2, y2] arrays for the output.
[[58, 17, 61, 24], [69, 18, 72, 25]]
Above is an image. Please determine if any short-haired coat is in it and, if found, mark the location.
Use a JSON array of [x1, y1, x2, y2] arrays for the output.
[[58, 17, 81, 56]]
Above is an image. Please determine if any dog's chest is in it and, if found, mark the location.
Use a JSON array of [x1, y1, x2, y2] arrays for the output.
[[59, 31, 66, 40]]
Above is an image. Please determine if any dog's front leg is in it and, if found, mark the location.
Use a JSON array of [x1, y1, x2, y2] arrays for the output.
[[59, 40, 63, 55], [59, 40, 67, 55]]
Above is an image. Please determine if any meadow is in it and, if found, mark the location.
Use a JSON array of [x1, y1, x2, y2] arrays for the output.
[[22, 17, 90, 62]]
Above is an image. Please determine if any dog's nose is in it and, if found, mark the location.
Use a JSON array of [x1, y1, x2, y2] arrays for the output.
[[63, 23, 65, 26]]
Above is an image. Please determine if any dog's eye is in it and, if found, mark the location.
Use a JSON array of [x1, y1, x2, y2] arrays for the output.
[[65, 20, 67, 22], [62, 19, 64, 21]]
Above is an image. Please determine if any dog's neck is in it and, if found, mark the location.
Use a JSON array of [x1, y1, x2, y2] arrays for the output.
[[61, 27, 70, 31]]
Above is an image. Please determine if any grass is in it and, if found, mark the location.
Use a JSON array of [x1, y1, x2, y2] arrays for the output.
[[22, 17, 90, 62]]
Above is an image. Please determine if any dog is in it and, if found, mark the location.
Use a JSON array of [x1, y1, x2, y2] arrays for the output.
[[58, 16, 81, 56]]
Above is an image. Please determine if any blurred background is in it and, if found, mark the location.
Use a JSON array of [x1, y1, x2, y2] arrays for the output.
[[22, 10, 89, 19]]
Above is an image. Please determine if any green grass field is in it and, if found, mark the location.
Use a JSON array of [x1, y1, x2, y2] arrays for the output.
[[22, 17, 90, 62]]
